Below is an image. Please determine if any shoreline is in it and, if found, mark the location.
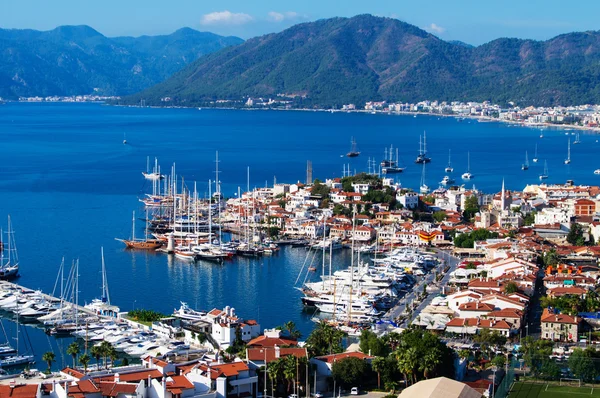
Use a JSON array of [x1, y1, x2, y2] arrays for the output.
[[10, 99, 600, 133]]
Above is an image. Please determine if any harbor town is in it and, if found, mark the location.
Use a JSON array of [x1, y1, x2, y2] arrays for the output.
[[4, 149, 600, 397]]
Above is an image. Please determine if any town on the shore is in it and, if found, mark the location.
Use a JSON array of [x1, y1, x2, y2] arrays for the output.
[[6, 158, 600, 398]]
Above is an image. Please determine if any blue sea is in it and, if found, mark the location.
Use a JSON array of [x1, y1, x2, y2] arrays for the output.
[[0, 102, 598, 369]]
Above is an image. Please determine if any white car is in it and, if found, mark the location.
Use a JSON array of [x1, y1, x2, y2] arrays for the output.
[[351, 387, 359, 395]]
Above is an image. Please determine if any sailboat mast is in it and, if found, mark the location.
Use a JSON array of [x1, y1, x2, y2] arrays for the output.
[[209, 180, 213, 244], [101, 247, 110, 304], [131, 211, 136, 241], [321, 217, 326, 291]]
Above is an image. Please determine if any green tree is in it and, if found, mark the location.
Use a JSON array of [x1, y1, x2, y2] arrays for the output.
[[432, 211, 447, 223], [543, 248, 560, 266], [311, 181, 330, 197], [504, 281, 518, 294], [567, 223, 585, 245], [282, 321, 302, 339], [90, 345, 103, 369], [569, 347, 599, 382], [305, 320, 345, 357], [79, 353, 91, 374], [67, 342, 80, 369], [42, 351, 56, 374], [359, 329, 389, 357], [492, 355, 506, 369], [463, 195, 480, 220], [99, 341, 114, 369], [331, 356, 369, 388], [371, 357, 385, 390]]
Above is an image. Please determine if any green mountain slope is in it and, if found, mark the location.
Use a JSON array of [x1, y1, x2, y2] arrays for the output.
[[133, 15, 600, 107], [0, 25, 243, 98]]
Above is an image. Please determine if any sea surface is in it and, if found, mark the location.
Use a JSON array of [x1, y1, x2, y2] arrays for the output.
[[0, 102, 599, 369]]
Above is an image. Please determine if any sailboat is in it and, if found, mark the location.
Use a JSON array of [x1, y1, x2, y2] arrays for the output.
[[415, 131, 431, 164], [116, 210, 163, 250], [0, 216, 19, 280], [573, 132, 581, 144], [532, 144, 539, 163], [522, 151, 529, 170], [0, 306, 34, 368], [123, 133, 127, 145], [461, 152, 473, 180], [346, 137, 360, 157], [84, 248, 120, 317], [445, 149, 453, 172], [539, 160, 549, 180], [419, 164, 429, 194], [142, 157, 165, 180], [381, 145, 405, 174], [564, 139, 571, 164]]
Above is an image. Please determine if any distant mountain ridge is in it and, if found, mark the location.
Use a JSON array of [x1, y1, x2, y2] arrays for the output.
[[0, 25, 243, 98], [132, 14, 600, 107]]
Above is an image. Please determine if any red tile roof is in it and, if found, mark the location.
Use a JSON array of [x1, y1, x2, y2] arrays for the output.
[[0, 384, 39, 397], [314, 352, 373, 364], [95, 369, 163, 383], [98, 382, 139, 397], [541, 308, 580, 325], [247, 347, 307, 363], [247, 335, 297, 347], [166, 375, 195, 392]]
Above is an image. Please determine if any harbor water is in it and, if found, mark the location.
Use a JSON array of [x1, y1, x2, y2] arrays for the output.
[[0, 102, 599, 368]]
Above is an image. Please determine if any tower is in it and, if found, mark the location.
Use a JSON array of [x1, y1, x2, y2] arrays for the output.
[[501, 178, 506, 211]]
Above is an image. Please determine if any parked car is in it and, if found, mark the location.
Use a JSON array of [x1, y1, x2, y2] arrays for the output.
[[351, 387, 359, 395]]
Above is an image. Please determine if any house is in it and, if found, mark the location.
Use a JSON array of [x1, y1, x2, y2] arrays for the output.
[[486, 309, 524, 330], [310, 352, 374, 378], [206, 306, 261, 349], [456, 302, 495, 318], [445, 318, 512, 336], [547, 286, 588, 298], [246, 345, 308, 371], [541, 308, 581, 342]]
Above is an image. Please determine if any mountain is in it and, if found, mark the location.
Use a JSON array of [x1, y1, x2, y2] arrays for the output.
[[132, 15, 600, 107], [0, 25, 243, 98]]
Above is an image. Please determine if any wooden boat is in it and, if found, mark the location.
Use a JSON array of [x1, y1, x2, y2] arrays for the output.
[[116, 210, 162, 250]]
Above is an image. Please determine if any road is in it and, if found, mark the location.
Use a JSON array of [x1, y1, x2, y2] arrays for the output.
[[383, 248, 461, 327]]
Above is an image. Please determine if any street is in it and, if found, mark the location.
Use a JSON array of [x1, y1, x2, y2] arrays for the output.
[[384, 248, 461, 327]]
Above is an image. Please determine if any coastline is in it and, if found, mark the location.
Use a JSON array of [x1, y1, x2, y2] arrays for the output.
[[11, 99, 600, 133]]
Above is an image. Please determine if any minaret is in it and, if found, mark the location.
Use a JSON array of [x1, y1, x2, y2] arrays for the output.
[[501, 178, 506, 211]]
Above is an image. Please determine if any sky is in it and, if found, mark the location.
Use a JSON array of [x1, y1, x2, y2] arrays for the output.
[[0, 0, 598, 45]]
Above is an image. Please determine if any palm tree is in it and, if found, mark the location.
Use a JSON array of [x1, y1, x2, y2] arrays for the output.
[[42, 351, 56, 374], [283, 321, 301, 339], [99, 341, 113, 369], [421, 348, 442, 379], [90, 345, 102, 370], [371, 357, 385, 390], [282, 355, 297, 393], [268, 357, 285, 396], [67, 342, 80, 369], [396, 347, 418, 385], [109, 347, 118, 369], [79, 353, 91, 374]]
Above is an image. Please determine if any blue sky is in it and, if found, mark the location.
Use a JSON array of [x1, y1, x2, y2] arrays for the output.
[[0, 0, 597, 45]]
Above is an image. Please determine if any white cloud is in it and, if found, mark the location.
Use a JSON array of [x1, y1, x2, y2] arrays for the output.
[[267, 11, 301, 22], [200, 11, 254, 26], [427, 23, 446, 34]]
